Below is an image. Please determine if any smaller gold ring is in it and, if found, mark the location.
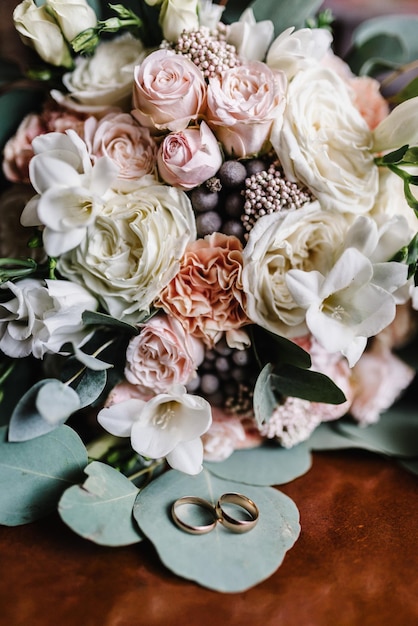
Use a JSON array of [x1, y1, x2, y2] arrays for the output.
[[215, 493, 259, 533], [171, 496, 217, 535]]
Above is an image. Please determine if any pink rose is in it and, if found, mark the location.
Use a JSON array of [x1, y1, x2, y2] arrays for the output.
[[157, 122, 222, 190], [206, 60, 287, 157], [349, 76, 389, 130], [3, 113, 44, 183], [202, 408, 263, 461], [132, 49, 207, 132], [84, 111, 158, 187], [124, 314, 205, 395], [156, 232, 250, 346]]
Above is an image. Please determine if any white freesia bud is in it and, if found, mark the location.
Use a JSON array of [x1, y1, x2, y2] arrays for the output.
[[45, 0, 97, 43], [159, 0, 199, 42], [227, 8, 274, 61], [198, 0, 225, 29], [13, 0, 72, 68]]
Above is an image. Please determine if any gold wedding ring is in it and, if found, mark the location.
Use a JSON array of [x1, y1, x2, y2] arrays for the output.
[[171, 496, 218, 535], [216, 493, 259, 533], [171, 493, 259, 535]]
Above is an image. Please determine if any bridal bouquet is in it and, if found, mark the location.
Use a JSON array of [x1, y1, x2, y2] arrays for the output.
[[1, 0, 418, 592]]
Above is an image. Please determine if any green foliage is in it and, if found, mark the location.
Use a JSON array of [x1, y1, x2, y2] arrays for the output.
[[82, 310, 140, 334], [375, 144, 418, 216], [72, 368, 107, 408], [390, 76, 418, 106], [0, 425, 87, 525], [204, 443, 312, 486], [223, 0, 323, 34], [59, 461, 143, 546], [133, 468, 300, 593], [251, 325, 311, 369]]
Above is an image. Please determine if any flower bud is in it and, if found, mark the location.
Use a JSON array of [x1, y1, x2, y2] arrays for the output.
[[45, 0, 97, 43]]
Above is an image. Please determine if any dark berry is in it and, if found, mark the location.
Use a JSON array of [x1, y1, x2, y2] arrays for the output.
[[224, 191, 244, 217], [218, 160, 247, 188], [196, 211, 222, 236], [190, 187, 219, 213]]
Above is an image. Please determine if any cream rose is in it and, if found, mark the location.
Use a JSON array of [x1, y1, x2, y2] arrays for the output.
[[132, 49, 207, 132], [242, 202, 353, 337], [85, 112, 158, 189], [157, 122, 222, 190], [51, 34, 146, 113], [206, 61, 287, 157], [13, 0, 72, 67], [124, 314, 204, 394], [45, 0, 97, 43], [57, 184, 196, 322], [271, 66, 378, 214]]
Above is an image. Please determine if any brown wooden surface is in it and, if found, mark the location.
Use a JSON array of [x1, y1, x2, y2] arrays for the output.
[[1, 2, 418, 625]]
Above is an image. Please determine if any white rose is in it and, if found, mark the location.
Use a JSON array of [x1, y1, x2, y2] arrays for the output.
[[13, 0, 72, 67], [0, 278, 98, 359], [271, 66, 378, 214], [242, 202, 353, 337], [45, 0, 97, 43], [267, 27, 333, 79], [51, 34, 146, 113], [158, 0, 199, 42], [58, 184, 196, 322]]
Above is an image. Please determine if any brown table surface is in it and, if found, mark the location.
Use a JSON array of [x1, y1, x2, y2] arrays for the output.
[[1, 2, 418, 625]]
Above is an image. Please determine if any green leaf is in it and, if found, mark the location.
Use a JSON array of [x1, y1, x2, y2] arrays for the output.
[[390, 77, 418, 105], [345, 34, 404, 76], [82, 310, 140, 334], [58, 461, 143, 546], [133, 469, 300, 592], [251, 0, 323, 33], [251, 326, 311, 369], [72, 368, 107, 408], [0, 424, 88, 526], [335, 407, 418, 458], [73, 344, 113, 371], [253, 363, 278, 426], [271, 364, 347, 404], [36, 380, 81, 424], [8, 379, 79, 442], [306, 422, 361, 451], [205, 443, 311, 486]]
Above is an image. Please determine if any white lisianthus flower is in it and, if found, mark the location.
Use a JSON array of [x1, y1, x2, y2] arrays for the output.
[[21, 130, 118, 257], [271, 66, 378, 214], [242, 202, 353, 337], [97, 385, 212, 475], [45, 0, 97, 43], [58, 184, 196, 322], [13, 0, 72, 67], [286, 246, 408, 367], [0, 278, 98, 359], [266, 27, 333, 79], [227, 8, 274, 61], [51, 34, 146, 113]]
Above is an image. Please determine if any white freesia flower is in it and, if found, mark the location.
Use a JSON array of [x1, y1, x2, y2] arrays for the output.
[[286, 247, 408, 366], [0, 278, 98, 359], [58, 183, 196, 322], [227, 8, 274, 61], [266, 27, 333, 79], [45, 0, 97, 43], [271, 66, 378, 214], [20, 131, 118, 257], [372, 96, 418, 153], [97, 385, 212, 475]]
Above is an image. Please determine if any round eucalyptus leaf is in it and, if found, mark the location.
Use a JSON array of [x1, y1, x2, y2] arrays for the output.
[[36, 380, 81, 424], [59, 461, 143, 546], [204, 443, 311, 486], [0, 424, 88, 526], [133, 469, 300, 593], [307, 423, 361, 451]]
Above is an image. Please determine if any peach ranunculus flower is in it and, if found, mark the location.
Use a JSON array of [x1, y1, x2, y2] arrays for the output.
[[206, 60, 287, 157], [84, 111, 158, 189], [132, 49, 207, 133], [157, 122, 222, 190], [156, 232, 249, 347], [124, 314, 205, 395]]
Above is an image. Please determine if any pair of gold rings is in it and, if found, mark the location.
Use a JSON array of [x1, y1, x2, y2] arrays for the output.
[[171, 492, 259, 535]]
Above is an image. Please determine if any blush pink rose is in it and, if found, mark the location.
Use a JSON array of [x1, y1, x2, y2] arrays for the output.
[[84, 111, 158, 187], [349, 76, 389, 130], [206, 60, 287, 157], [124, 314, 205, 395], [156, 233, 250, 346], [132, 49, 207, 132], [157, 122, 222, 190]]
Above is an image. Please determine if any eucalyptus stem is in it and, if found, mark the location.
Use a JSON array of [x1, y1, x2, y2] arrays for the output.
[[128, 459, 165, 483], [0, 362, 15, 386], [380, 59, 418, 90], [65, 337, 116, 386]]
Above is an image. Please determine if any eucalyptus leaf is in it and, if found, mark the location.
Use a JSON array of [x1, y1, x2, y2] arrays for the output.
[[133, 469, 300, 592], [205, 443, 311, 486], [73, 344, 113, 371], [335, 407, 418, 458], [72, 368, 107, 408], [0, 424, 88, 525], [271, 364, 347, 404], [82, 310, 140, 334], [251, 326, 311, 369], [36, 380, 80, 424], [9, 379, 79, 442], [253, 363, 278, 426], [306, 422, 361, 451], [252, 0, 323, 33], [58, 461, 143, 546]]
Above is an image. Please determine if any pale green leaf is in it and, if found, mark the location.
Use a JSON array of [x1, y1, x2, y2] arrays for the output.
[[251, 0, 323, 33], [133, 469, 300, 592], [253, 363, 278, 426], [0, 424, 88, 525], [73, 368, 107, 408], [36, 380, 80, 424], [73, 344, 113, 371], [205, 443, 311, 486], [306, 422, 358, 450], [58, 461, 143, 546], [82, 310, 140, 334]]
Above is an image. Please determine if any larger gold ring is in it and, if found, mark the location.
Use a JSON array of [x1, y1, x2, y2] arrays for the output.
[[215, 493, 259, 533], [171, 496, 218, 535]]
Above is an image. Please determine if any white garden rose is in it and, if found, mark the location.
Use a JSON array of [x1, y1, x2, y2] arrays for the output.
[[242, 202, 352, 337], [267, 27, 333, 79], [45, 0, 97, 43], [0, 278, 98, 359], [58, 184, 197, 322], [271, 66, 378, 214], [51, 34, 146, 113], [13, 0, 72, 67]]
